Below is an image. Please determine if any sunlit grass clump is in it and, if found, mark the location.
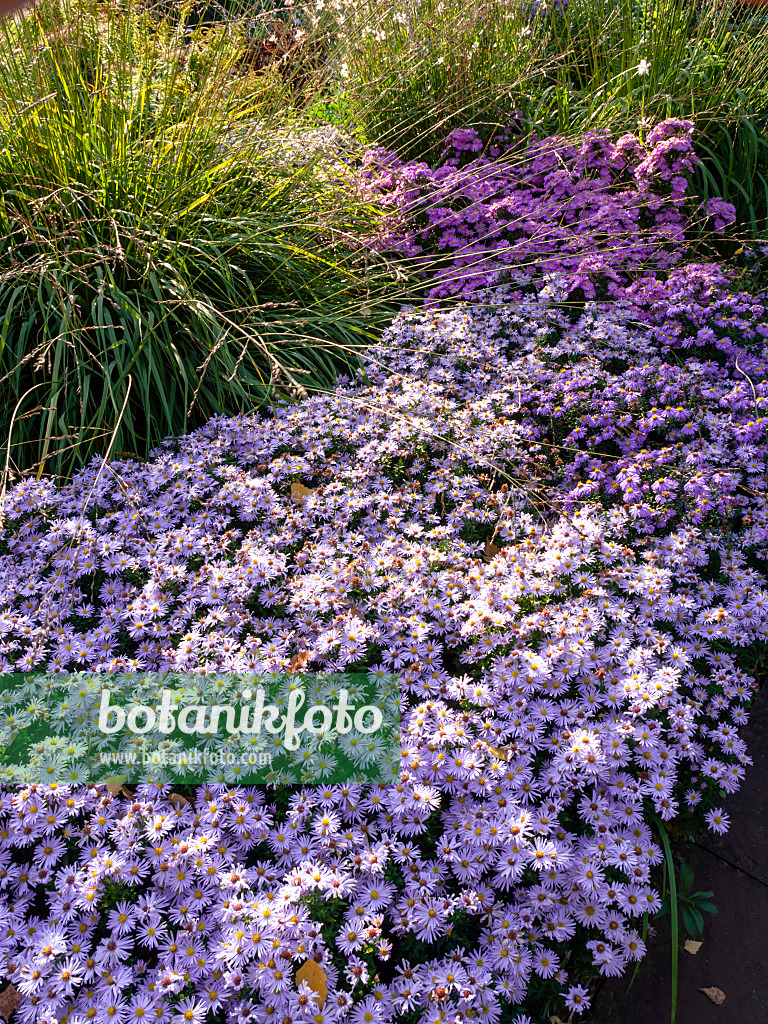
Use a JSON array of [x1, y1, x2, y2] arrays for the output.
[[0, 0, 412, 481]]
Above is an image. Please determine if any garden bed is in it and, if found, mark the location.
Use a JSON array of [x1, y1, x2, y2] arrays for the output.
[[1, 2, 768, 1024]]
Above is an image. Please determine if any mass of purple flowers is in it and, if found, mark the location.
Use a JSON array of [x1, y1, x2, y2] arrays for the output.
[[0, 118, 766, 1023], [343, 117, 736, 305]]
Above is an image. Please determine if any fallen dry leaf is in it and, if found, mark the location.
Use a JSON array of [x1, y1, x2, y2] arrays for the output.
[[168, 793, 189, 809], [342, 603, 367, 621], [295, 960, 327, 1008], [489, 746, 511, 762], [289, 650, 312, 672], [105, 779, 133, 798], [483, 539, 501, 562], [290, 481, 314, 504], [685, 939, 703, 955], [701, 987, 726, 1005], [0, 983, 20, 1022]]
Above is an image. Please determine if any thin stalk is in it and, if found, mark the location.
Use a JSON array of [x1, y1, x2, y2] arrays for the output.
[[624, 911, 649, 995], [651, 811, 679, 1024]]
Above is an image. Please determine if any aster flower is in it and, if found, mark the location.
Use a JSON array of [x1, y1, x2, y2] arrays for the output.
[[531, 948, 560, 979], [171, 998, 208, 1024], [563, 983, 591, 1014], [705, 806, 731, 835], [126, 993, 156, 1023]]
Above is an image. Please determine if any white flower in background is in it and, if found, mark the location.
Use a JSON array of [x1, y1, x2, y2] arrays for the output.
[[636, 58, 650, 76]]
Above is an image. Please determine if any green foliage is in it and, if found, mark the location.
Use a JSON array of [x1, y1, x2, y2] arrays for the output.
[[300, 889, 348, 950], [691, 95, 768, 238], [318, 0, 551, 164], [100, 876, 139, 909], [656, 857, 719, 939]]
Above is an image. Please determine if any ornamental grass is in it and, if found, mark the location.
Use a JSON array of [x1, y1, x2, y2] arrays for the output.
[[0, 0, 418, 483]]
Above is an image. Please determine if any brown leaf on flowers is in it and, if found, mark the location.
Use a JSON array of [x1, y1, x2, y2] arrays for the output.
[[332, 604, 366, 627], [701, 987, 726, 1005], [341, 603, 366, 621], [483, 539, 501, 562], [289, 650, 312, 672], [684, 939, 703, 955], [295, 960, 327, 1007], [168, 793, 189, 809], [489, 746, 510, 762], [290, 481, 314, 504], [0, 983, 20, 1022], [105, 779, 133, 798]]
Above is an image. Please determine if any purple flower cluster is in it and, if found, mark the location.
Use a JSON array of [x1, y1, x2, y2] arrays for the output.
[[704, 198, 738, 234], [342, 118, 735, 304], [0, 121, 763, 1023]]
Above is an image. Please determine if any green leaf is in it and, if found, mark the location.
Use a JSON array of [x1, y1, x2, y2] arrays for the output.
[[680, 858, 695, 895], [681, 906, 697, 937], [696, 901, 719, 916], [690, 907, 705, 936]]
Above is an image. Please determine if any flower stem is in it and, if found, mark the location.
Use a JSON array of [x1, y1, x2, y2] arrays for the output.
[[651, 811, 678, 1024]]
